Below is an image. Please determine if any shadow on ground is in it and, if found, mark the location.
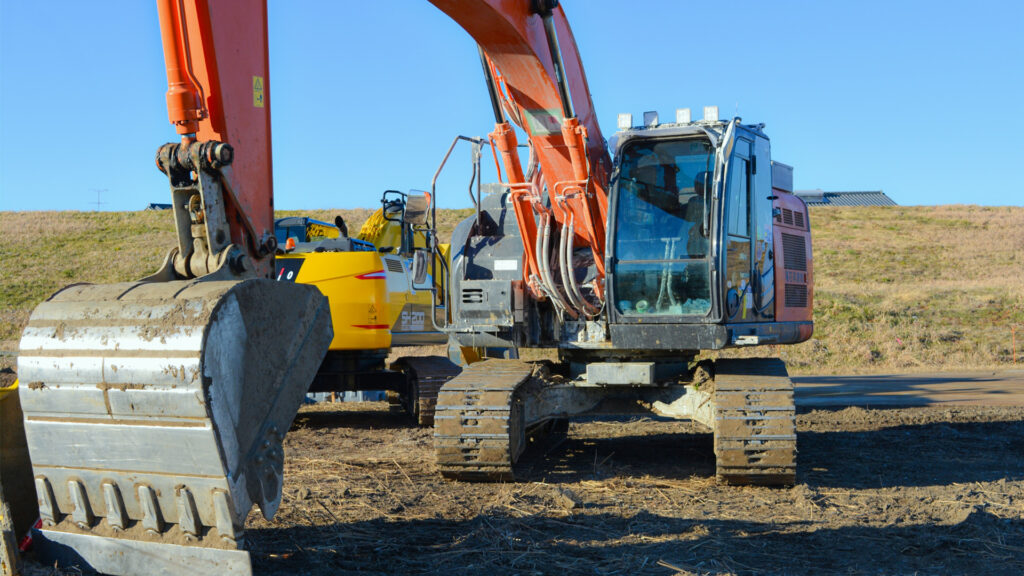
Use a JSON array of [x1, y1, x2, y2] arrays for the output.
[[291, 406, 417, 431], [793, 373, 1021, 407], [799, 418, 1024, 489], [513, 417, 1024, 490], [251, 509, 1024, 576]]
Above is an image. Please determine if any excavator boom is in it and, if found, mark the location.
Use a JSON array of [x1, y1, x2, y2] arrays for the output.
[[433, 0, 612, 311], [156, 0, 277, 275]]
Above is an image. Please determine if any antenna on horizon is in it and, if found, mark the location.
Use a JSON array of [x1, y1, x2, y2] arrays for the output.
[[89, 188, 108, 211]]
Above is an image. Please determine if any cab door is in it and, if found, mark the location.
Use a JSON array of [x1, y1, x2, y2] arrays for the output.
[[750, 136, 775, 319], [721, 129, 775, 323], [722, 135, 754, 322]]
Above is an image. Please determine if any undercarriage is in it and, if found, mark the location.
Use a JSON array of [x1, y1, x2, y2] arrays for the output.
[[434, 357, 796, 486]]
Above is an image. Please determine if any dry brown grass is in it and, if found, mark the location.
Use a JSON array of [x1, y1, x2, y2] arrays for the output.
[[245, 402, 1024, 575], [792, 205, 1023, 373], [1, 205, 1022, 375]]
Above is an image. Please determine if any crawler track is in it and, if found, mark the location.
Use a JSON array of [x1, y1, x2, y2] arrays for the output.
[[433, 360, 533, 481], [712, 358, 797, 486], [434, 357, 796, 485], [391, 356, 462, 426]]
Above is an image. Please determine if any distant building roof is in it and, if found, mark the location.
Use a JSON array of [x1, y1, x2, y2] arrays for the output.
[[795, 190, 897, 207], [145, 203, 172, 210]]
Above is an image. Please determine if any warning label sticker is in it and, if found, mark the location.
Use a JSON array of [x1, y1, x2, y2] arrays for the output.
[[253, 76, 265, 108]]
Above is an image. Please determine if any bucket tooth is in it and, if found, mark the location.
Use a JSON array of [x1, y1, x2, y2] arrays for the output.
[[213, 489, 240, 544], [35, 477, 58, 526], [138, 486, 164, 534], [102, 482, 127, 531], [176, 488, 200, 537], [17, 277, 333, 574], [68, 480, 94, 528]]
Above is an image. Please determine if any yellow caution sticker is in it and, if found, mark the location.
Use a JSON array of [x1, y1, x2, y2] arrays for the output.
[[253, 76, 265, 108]]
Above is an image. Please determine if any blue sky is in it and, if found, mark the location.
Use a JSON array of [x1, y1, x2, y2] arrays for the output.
[[1, 0, 1021, 211]]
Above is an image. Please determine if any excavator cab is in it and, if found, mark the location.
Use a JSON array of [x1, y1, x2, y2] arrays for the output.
[[606, 117, 812, 348], [609, 134, 714, 318]]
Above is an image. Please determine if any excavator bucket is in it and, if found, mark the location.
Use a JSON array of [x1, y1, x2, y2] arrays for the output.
[[16, 278, 332, 575]]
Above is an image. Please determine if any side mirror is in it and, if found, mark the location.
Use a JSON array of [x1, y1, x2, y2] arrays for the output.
[[412, 249, 429, 285], [404, 194, 429, 226]]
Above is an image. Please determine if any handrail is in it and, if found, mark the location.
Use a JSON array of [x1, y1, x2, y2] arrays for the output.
[[428, 135, 490, 333]]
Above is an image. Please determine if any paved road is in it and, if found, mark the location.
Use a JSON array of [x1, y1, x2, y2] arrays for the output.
[[794, 370, 1024, 407]]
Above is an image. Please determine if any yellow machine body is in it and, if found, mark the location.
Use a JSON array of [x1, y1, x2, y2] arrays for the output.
[[277, 248, 449, 351], [274, 198, 450, 353]]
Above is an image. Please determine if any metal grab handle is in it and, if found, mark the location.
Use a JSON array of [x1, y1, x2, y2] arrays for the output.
[[427, 135, 490, 333]]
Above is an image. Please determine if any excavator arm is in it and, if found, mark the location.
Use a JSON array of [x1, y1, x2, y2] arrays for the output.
[[153, 0, 277, 280]]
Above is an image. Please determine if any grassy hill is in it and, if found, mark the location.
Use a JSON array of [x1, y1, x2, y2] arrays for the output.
[[722, 205, 1024, 373], [2, 205, 1021, 375]]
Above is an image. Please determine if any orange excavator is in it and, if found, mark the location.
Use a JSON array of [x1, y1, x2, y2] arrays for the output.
[[14, 0, 813, 574], [434, 1, 812, 485]]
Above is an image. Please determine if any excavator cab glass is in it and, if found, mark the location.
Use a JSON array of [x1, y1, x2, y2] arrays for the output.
[[611, 137, 713, 316]]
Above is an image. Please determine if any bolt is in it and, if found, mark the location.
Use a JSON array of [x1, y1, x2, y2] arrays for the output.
[[229, 252, 249, 274], [260, 235, 278, 256], [211, 142, 234, 167]]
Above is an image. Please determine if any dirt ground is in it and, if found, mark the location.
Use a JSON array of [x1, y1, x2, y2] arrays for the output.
[[232, 402, 1024, 576], [11, 357, 1024, 575]]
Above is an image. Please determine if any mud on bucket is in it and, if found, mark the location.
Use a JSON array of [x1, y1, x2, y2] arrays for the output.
[[17, 278, 332, 575]]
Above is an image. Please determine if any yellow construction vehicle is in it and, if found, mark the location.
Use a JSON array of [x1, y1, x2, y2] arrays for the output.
[[275, 190, 459, 425]]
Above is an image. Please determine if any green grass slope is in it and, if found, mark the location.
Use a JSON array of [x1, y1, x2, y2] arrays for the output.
[[1, 205, 1021, 375]]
